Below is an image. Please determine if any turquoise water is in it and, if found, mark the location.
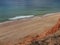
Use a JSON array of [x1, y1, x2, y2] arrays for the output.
[[0, 7, 60, 22], [0, 0, 60, 22]]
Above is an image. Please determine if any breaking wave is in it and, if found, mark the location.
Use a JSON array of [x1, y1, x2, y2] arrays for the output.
[[8, 15, 34, 20]]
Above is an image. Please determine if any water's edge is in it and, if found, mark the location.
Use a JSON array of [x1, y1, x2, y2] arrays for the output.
[[0, 12, 59, 24]]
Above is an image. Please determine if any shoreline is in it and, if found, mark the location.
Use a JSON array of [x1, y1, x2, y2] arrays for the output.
[[0, 12, 60, 45], [0, 12, 60, 25]]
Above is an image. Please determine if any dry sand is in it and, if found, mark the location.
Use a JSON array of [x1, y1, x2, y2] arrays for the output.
[[0, 12, 60, 45]]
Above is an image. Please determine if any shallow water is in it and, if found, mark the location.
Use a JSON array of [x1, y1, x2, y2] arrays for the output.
[[0, 0, 60, 22]]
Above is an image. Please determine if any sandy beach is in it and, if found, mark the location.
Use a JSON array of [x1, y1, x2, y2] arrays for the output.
[[0, 12, 60, 45]]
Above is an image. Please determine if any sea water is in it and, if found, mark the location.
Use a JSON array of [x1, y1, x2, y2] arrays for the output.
[[0, 0, 60, 22]]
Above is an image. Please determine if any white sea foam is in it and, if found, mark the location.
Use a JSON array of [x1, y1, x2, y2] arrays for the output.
[[0, 15, 34, 24], [43, 13, 58, 17], [8, 15, 34, 20], [0, 12, 59, 25], [0, 21, 13, 25]]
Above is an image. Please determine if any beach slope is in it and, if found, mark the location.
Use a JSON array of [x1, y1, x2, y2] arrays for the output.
[[0, 13, 60, 45]]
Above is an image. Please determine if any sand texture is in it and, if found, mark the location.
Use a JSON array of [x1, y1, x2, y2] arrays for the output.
[[0, 13, 60, 45]]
